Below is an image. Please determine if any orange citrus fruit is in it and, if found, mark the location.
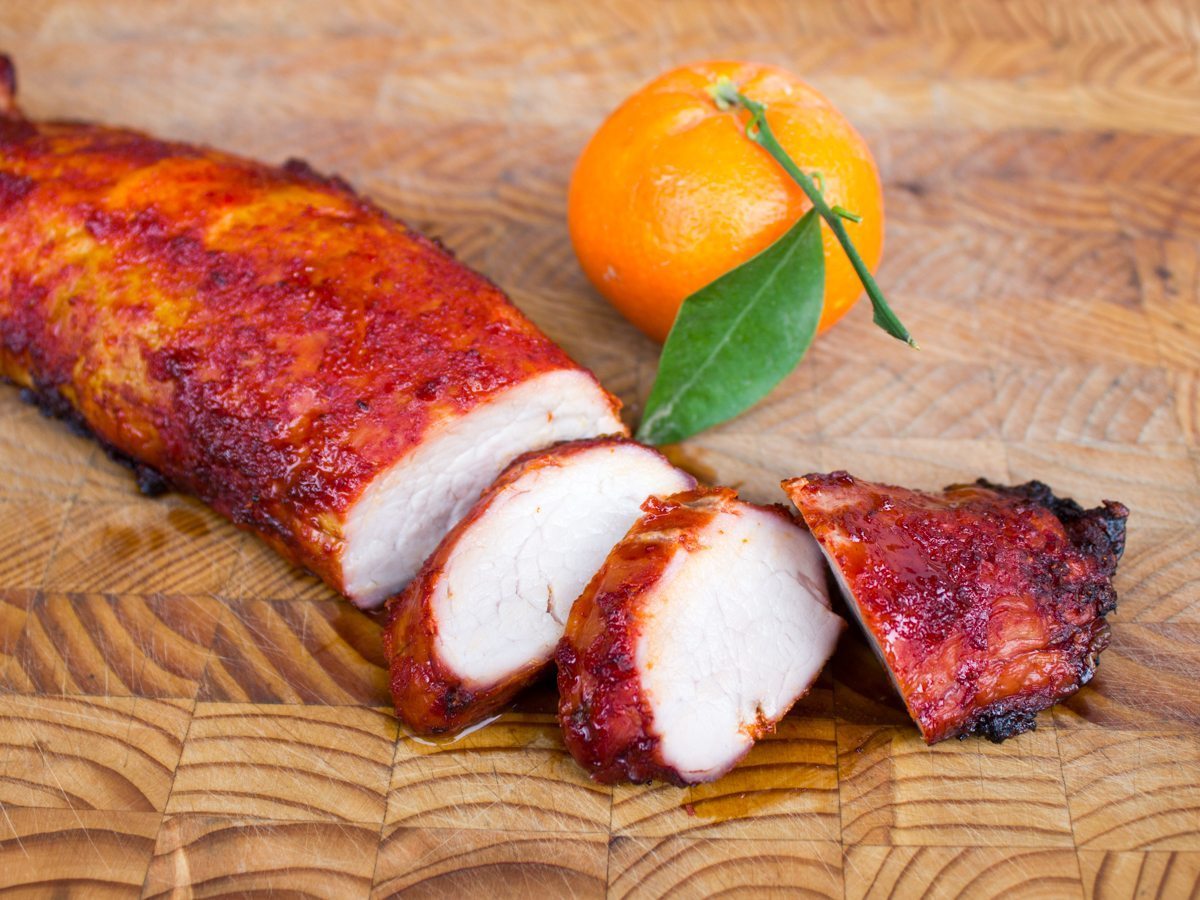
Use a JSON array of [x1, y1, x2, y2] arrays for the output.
[[568, 60, 884, 343]]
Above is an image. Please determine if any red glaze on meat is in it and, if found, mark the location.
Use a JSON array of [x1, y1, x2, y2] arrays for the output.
[[784, 472, 1129, 743], [383, 437, 692, 735], [557, 487, 842, 785], [0, 58, 622, 605]]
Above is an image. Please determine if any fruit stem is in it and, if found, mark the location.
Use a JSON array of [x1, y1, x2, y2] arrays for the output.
[[710, 78, 917, 348]]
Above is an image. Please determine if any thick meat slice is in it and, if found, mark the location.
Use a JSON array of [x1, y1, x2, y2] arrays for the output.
[[556, 488, 844, 785], [0, 58, 622, 608], [384, 438, 694, 734], [783, 472, 1129, 743]]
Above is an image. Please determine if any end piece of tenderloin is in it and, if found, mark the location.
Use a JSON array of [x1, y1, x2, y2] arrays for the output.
[[556, 487, 845, 785], [383, 438, 695, 735], [783, 472, 1129, 744]]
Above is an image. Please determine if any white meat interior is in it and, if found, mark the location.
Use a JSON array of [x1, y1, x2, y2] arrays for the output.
[[637, 504, 842, 782], [432, 441, 692, 685], [342, 370, 625, 608]]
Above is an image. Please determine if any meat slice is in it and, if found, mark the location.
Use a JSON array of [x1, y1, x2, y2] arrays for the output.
[[384, 438, 694, 734], [0, 57, 623, 609], [783, 472, 1129, 744], [556, 488, 844, 785]]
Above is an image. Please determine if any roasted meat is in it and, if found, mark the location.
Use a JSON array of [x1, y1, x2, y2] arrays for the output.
[[384, 437, 693, 734], [0, 57, 623, 608], [783, 472, 1128, 743], [556, 488, 844, 785]]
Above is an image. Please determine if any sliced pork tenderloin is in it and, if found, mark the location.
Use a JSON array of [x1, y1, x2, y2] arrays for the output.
[[383, 438, 694, 735], [556, 487, 844, 785], [783, 472, 1128, 743]]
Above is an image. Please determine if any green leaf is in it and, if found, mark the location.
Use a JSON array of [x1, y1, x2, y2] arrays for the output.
[[635, 209, 824, 446]]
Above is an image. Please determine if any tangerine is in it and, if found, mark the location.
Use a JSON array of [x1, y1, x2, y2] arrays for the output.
[[568, 60, 884, 343]]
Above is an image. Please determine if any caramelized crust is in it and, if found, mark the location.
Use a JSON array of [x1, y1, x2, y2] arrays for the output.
[[784, 472, 1128, 743], [0, 59, 615, 597]]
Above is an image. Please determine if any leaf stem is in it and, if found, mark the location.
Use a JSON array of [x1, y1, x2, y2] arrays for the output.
[[711, 79, 917, 348]]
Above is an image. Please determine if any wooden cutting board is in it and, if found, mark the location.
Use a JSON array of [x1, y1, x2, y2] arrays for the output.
[[1, 1, 1198, 896]]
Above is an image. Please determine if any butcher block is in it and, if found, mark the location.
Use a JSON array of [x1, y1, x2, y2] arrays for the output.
[[1, 1, 1198, 897]]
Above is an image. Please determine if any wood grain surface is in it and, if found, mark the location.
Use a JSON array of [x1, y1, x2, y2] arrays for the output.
[[1, 1, 1198, 896]]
